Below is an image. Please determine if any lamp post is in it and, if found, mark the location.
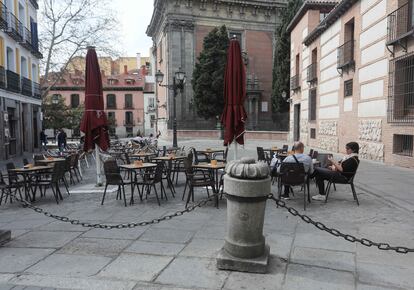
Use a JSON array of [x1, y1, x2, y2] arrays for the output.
[[155, 67, 186, 148]]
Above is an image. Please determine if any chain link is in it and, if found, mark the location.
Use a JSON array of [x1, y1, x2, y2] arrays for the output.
[[268, 194, 414, 254], [9, 192, 217, 229]]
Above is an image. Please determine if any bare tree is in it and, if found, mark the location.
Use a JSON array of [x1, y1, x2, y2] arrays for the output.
[[39, 0, 120, 97]]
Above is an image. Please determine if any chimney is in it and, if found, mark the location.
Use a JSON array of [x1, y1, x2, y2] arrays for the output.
[[136, 53, 141, 70], [124, 65, 128, 74]]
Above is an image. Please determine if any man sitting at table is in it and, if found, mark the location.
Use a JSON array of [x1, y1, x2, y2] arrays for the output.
[[311, 142, 360, 201], [278, 141, 314, 200]]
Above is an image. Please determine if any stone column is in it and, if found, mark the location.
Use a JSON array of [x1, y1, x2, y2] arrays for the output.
[[217, 158, 271, 273]]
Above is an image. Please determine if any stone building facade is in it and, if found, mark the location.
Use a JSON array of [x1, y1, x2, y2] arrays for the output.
[[0, 0, 42, 161], [288, 0, 414, 168], [45, 65, 149, 138], [146, 0, 286, 136]]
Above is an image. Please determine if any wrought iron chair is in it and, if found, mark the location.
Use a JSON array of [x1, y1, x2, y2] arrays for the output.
[[32, 161, 67, 204], [102, 160, 134, 207], [135, 162, 166, 206], [278, 162, 310, 210], [213, 147, 229, 163], [325, 162, 360, 206], [256, 147, 269, 163]]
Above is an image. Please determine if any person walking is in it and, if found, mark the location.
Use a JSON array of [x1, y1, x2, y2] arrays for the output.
[[57, 129, 67, 153], [40, 129, 48, 151]]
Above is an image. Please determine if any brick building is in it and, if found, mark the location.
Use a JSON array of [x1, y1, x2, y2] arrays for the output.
[[0, 0, 42, 161], [288, 0, 414, 168], [146, 0, 286, 137], [45, 64, 150, 138]]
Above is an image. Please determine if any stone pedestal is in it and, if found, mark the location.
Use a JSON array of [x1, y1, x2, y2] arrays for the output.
[[216, 158, 271, 273], [0, 230, 11, 246]]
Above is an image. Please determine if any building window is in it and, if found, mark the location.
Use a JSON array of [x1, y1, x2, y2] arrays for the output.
[[124, 94, 133, 108], [344, 79, 353, 97], [229, 31, 242, 45], [125, 79, 135, 85], [309, 88, 317, 121], [310, 128, 316, 139], [70, 94, 80, 108], [126, 126, 133, 137], [52, 94, 61, 103], [107, 78, 118, 85], [388, 53, 414, 123], [393, 134, 413, 156], [150, 115, 156, 128], [125, 111, 133, 126], [106, 94, 116, 109], [320, 12, 329, 22]]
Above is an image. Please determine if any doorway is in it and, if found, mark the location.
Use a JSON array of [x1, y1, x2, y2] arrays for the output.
[[293, 104, 301, 141]]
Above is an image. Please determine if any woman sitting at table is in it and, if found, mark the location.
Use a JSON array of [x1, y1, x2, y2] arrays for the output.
[[311, 142, 360, 201]]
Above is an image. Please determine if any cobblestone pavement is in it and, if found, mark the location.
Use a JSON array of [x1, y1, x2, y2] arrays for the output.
[[0, 138, 413, 289]]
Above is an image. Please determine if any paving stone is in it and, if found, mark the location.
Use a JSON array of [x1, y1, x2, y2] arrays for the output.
[[0, 275, 14, 283], [223, 256, 286, 290], [283, 264, 355, 290], [291, 247, 355, 272], [82, 226, 148, 240], [25, 254, 111, 277], [0, 248, 54, 273], [293, 232, 356, 253], [133, 283, 199, 290], [194, 225, 226, 240], [266, 233, 294, 260], [179, 238, 223, 258], [9, 274, 136, 290], [155, 257, 228, 289], [356, 283, 405, 290], [125, 240, 185, 256], [9, 231, 81, 248], [356, 244, 414, 270], [357, 262, 414, 290], [58, 237, 132, 257], [139, 228, 194, 244], [37, 221, 89, 232], [1, 220, 52, 231], [98, 253, 173, 281]]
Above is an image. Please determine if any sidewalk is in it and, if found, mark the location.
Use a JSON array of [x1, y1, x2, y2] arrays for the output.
[[0, 138, 413, 289]]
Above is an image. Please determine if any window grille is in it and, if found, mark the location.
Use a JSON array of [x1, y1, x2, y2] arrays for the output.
[[393, 134, 413, 156], [344, 79, 353, 97], [309, 89, 317, 121], [388, 52, 414, 123], [310, 128, 316, 139]]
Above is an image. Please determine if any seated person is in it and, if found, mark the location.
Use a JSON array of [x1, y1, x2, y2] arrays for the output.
[[278, 141, 314, 199], [311, 142, 360, 201]]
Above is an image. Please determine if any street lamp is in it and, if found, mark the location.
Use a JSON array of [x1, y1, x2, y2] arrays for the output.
[[155, 67, 186, 148]]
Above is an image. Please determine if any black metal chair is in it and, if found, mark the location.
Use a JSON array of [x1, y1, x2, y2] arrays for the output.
[[308, 149, 314, 157], [136, 162, 166, 206], [102, 160, 134, 207], [0, 172, 23, 205], [256, 147, 268, 163], [278, 162, 310, 210], [183, 153, 215, 208], [192, 148, 210, 164], [213, 147, 229, 163], [311, 150, 319, 159], [32, 161, 67, 204], [282, 145, 289, 153], [325, 164, 360, 206]]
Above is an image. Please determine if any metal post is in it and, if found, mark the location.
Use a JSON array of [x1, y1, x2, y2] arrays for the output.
[[172, 77, 178, 148]]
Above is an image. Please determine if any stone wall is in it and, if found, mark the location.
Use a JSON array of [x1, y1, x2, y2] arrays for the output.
[[359, 141, 384, 161], [358, 119, 382, 142], [319, 120, 337, 136], [318, 136, 339, 152]]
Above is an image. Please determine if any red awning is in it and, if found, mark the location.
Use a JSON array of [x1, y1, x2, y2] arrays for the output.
[[80, 47, 110, 152]]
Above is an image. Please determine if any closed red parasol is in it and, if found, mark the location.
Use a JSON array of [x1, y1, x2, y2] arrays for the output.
[[220, 38, 247, 146], [80, 47, 110, 152]]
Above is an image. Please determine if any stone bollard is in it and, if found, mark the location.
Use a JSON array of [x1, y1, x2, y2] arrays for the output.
[[216, 157, 271, 273]]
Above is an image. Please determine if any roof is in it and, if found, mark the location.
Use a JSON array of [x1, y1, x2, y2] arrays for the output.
[[286, 0, 339, 33], [303, 0, 359, 46]]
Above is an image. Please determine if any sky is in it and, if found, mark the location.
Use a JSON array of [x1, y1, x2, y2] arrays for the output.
[[113, 0, 154, 57]]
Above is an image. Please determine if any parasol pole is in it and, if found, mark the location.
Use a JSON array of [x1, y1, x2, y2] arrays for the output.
[[95, 146, 103, 186], [233, 139, 238, 161]]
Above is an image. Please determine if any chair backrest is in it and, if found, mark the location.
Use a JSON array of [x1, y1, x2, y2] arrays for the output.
[[191, 148, 200, 164], [162, 146, 167, 157], [6, 162, 18, 182], [257, 147, 266, 161], [23, 158, 29, 165], [34, 154, 45, 161], [64, 156, 72, 171], [183, 152, 194, 176], [153, 162, 165, 183], [124, 153, 131, 165], [309, 149, 314, 157], [52, 161, 66, 182], [312, 150, 319, 159], [282, 145, 289, 153], [343, 157, 360, 182], [223, 146, 229, 160], [279, 162, 306, 186], [103, 160, 123, 184]]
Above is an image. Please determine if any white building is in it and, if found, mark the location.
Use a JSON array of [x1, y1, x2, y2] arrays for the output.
[[0, 0, 42, 160]]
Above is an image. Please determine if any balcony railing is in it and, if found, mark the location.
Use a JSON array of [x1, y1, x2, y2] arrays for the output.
[[33, 82, 41, 98], [21, 77, 32, 97], [29, 0, 39, 9], [124, 120, 135, 126], [306, 63, 317, 83], [21, 27, 32, 50], [6, 12, 23, 42], [0, 66, 6, 89], [290, 74, 300, 91], [6, 70, 20, 93], [337, 40, 354, 69], [387, 3, 414, 45], [0, 2, 7, 30]]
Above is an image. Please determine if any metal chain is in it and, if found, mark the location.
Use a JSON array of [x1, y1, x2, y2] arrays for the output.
[[268, 194, 414, 254], [10, 193, 217, 229]]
